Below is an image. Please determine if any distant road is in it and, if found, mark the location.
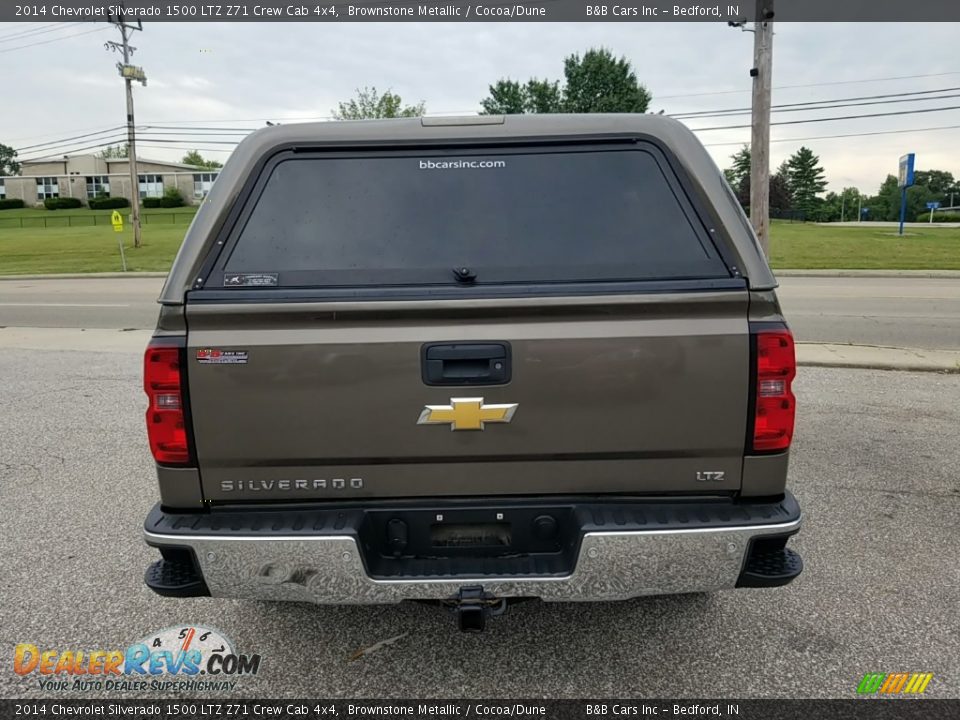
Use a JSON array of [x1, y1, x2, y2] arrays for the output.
[[0, 276, 958, 350]]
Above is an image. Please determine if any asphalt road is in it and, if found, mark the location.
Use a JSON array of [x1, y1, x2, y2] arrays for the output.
[[1, 276, 959, 350], [0, 345, 957, 699]]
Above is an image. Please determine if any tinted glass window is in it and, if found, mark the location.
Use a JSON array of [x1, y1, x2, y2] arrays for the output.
[[224, 148, 729, 286]]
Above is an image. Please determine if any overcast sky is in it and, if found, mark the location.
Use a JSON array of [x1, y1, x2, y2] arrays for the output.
[[4, 21, 959, 193]]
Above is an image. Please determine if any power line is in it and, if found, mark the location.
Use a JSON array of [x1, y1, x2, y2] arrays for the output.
[[18, 138, 133, 162], [656, 71, 960, 100], [19, 123, 960, 164], [691, 104, 960, 132], [142, 125, 257, 134], [0, 22, 73, 44], [138, 144, 233, 154], [15, 126, 128, 153], [18, 104, 960, 162], [18, 135, 243, 163], [702, 123, 960, 147], [671, 86, 960, 119], [0, 25, 108, 55], [20, 84, 959, 155]]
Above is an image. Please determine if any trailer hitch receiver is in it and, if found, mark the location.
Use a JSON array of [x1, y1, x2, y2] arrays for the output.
[[451, 586, 505, 633]]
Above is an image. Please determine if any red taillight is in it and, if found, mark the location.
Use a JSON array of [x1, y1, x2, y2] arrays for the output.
[[752, 329, 796, 452], [144, 343, 191, 465]]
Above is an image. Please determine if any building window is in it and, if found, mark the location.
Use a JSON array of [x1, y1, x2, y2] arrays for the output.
[[193, 172, 218, 199], [139, 174, 164, 198], [0, 179, 5, 199], [36, 177, 60, 199], [86, 176, 110, 198]]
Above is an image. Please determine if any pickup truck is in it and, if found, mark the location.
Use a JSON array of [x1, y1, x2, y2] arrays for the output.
[[142, 114, 802, 631]]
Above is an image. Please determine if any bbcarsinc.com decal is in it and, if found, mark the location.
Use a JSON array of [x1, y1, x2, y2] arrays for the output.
[[13, 625, 260, 693]]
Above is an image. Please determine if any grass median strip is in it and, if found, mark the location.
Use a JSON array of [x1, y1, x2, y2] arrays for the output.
[[0, 216, 958, 274]]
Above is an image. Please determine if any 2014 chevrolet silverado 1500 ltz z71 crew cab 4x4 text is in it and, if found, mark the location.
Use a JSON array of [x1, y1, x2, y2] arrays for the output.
[[141, 114, 802, 632]]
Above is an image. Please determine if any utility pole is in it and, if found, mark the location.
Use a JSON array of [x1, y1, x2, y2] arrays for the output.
[[105, 7, 145, 249], [749, 0, 775, 257]]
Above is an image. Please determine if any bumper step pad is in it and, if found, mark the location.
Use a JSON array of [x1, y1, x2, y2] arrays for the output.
[[738, 545, 803, 588], [144, 555, 209, 598]]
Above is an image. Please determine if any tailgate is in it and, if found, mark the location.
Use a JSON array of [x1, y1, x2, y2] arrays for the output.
[[186, 292, 749, 501]]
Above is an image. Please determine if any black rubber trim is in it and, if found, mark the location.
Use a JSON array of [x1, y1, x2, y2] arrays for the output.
[[736, 533, 804, 588], [192, 134, 743, 294], [145, 492, 801, 538], [187, 277, 747, 304], [144, 546, 210, 598]]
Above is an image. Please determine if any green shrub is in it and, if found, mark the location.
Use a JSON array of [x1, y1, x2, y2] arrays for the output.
[[43, 197, 83, 210], [0, 198, 25, 210], [142, 197, 162, 208], [925, 211, 960, 223], [159, 186, 184, 208], [88, 196, 130, 210]]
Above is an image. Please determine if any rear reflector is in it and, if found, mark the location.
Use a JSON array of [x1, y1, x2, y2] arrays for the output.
[[752, 330, 796, 452], [144, 343, 191, 465]]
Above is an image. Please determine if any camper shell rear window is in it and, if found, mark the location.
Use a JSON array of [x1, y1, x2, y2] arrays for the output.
[[214, 143, 732, 288]]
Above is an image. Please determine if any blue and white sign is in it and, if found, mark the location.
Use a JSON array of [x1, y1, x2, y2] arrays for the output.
[[898, 153, 916, 188], [926, 201, 941, 210]]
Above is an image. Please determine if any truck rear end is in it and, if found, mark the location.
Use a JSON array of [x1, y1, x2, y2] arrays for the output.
[[142, 115, 801, 630]]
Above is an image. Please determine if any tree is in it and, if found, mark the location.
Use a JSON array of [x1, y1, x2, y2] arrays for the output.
[[724, 145, 751, 192], [99, 144, 129, 159], [480, 47, 651, 115], [913, 169, 954, 199], [181, 150, 223, 169], [784, 146, 827, 215], [480, 78, 562, 115], [524, 79, 563, 113], [912, 169, 956, 208], [562, 48, 651, 113], [480, 80, 526, 115], [0, 142, 19, 175], [769, 172, 793, 216], [863, 175, 900, 221], [332, 87, 425, 120]]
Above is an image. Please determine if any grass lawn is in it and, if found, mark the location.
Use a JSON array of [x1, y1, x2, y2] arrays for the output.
[[0, 214, 958, 274], [0, 223, 189, 274], [768, 221, 960, 270]]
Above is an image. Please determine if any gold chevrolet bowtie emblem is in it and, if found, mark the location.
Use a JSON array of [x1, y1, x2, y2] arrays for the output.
[[417, 397, 518, 431]]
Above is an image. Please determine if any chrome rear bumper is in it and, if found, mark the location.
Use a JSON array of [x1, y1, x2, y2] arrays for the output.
[[144, 514, 801, 604]]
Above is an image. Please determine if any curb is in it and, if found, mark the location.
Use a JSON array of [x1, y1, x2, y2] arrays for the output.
[[0, 272, 168, 280], [775, 269, 960, 279], [2, 270, 957, 281], [798, 360, 960, 374], [795, 343, 960, 374]]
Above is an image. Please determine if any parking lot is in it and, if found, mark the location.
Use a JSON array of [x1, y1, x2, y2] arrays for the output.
[[1, 341, 957, 699]]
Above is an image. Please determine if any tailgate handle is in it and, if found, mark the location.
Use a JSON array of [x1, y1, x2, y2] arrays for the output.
[[422, 343, 511, 386]]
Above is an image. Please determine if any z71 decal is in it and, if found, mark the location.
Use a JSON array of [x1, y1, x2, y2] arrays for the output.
[[197, 349, 248, 365]]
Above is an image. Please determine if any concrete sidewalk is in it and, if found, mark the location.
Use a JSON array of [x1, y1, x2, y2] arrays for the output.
[[1, 327, 958, 373], [796, 342, 960, 373]]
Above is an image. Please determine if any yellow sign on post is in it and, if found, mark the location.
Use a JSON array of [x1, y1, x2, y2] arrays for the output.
[[111, 211, 127, 272]]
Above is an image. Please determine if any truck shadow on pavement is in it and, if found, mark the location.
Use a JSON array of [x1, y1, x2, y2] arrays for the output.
[[230, 592, 726, 696]]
